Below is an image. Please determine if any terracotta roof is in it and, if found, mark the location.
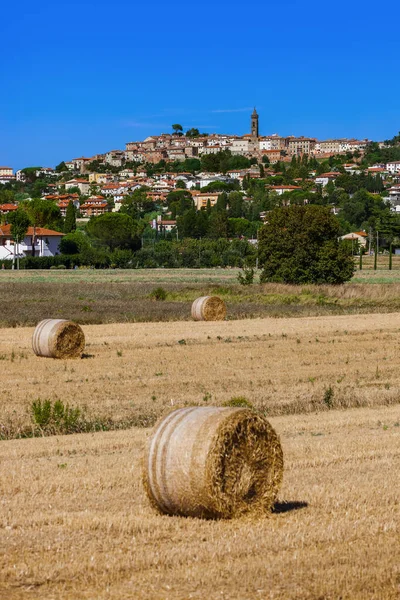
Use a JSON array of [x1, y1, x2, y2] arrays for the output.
[[81, 203, 108, 209], [0, 225, 64, 237], [268, 185, 301, 190], [316, 172, 339, 177], [0, 204, 18, 211]]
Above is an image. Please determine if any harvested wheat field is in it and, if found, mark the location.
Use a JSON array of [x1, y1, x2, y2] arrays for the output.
[[1, 406, 399, 599], [0, 314, 400, 599], [2, 313, 400, 434]]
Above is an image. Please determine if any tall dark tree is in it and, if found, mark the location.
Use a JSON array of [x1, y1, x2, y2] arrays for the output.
[[177, 208, 197, 238], [208, 210, 228, 239], [64, 201, 76, 233]]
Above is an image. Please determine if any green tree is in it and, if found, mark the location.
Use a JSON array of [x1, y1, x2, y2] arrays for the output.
[[22, 198, 63, 230], [186, 128, 200, 138], [64, 201, 77, 233], [208, 210, 228, 239], [8, 208, 30, 241], [227, 191, 244, 218], [86, 213, 141, 251], [55, 161, 69, 173], [166, 190, 193, 218], [258, 205, 354, 284], [120, 188, 156, 219], [177, 208, 197, 238], [60, 230, 90, 254], [172, 124, 183, 135], [8, 209, 30, 268]]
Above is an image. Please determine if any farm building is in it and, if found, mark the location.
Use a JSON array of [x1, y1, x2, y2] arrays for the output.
[[0, 225, 64, 260]]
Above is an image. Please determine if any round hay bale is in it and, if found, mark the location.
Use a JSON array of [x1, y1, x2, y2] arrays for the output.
[[191, 296, 226, 321], [143, 406, 283, 519], [32, 319, 85, 359]]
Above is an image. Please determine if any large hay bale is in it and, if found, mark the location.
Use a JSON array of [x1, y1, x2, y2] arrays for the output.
[[191, 296, 226, 321], [143, 406, 283, 519], [32, 319, 85, 359]]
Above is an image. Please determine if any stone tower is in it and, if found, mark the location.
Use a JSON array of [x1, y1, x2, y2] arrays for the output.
[[251, 107, 259, 138]]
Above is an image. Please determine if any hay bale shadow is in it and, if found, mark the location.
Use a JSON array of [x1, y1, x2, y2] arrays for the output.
[[272, 501, 308, 514]]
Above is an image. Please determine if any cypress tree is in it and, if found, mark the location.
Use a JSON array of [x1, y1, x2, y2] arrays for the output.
[[64, 201, 76, 233]]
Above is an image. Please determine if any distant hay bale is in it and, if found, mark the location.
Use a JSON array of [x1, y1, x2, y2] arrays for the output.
[[32, 319, 85, 359], [191, 296, 226, 321], [143, 406, 283, 519]]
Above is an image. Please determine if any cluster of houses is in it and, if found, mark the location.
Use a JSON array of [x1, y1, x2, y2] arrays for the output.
[[1, 110, 400, 261]]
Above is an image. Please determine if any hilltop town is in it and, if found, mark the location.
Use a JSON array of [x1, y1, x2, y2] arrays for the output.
[[1, 109, 400, 265]]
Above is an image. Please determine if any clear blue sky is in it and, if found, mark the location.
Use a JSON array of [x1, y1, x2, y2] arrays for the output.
[[1, 0, 399, 170]]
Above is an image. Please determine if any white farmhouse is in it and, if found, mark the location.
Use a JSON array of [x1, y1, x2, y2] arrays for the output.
[[0, 225, 64, 261]]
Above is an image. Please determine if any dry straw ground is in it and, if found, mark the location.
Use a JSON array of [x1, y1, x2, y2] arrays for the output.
[[0, 314, 399, 598], [1, 406, 399, 599], [2, 313, 400, 434]]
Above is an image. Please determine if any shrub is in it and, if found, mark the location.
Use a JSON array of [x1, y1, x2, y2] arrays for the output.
[[31, 399, 82, 434], [149, 287, 167, 301], [237, 265, 255, 285], [323, 386, 334, 408], [223, 396, 254, 408]]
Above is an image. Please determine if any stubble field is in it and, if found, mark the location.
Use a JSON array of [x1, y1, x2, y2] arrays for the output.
[[0, 313, 400, 599], [3, 266, 400, 327]]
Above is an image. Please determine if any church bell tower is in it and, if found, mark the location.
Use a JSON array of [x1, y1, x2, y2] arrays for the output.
[[251, 107, 259, 139]]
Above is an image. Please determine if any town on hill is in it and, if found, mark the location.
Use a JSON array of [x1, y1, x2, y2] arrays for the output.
[[1, 109, 400, 268]]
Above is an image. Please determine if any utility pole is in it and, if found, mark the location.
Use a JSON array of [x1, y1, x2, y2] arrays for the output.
[[32, 225, 36, 257], [16, 235, 20, 271]]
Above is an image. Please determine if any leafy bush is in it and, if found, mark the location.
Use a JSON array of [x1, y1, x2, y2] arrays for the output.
[[223, 396, 254, 408], [31, 399, 82, 434], [149, 286, 167, 301], [237, 266, 255, 285]]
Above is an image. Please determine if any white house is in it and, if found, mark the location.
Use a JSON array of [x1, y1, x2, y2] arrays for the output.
[[0, 225, 64, 261], [198, 175, 231, 189], [267, 185, 302, 195], [231, 139, 250, 155], [151, 215, 177, 233], [386, 161, 400, 175], [315, 173, 340, 187]]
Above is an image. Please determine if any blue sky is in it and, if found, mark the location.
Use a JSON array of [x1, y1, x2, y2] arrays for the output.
[[1, 0, 399, 170]]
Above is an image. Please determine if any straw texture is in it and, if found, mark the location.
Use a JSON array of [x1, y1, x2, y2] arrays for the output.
[[32, 319, 85, 359], [143, 406, 283, 519], [191, 296, 227, 321]]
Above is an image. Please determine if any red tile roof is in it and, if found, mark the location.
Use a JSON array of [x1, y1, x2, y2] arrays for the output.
[[0, 225, 64, 237]]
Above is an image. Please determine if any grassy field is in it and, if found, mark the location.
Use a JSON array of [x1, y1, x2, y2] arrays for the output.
[[4, 267, 400, 327], [0, 314, 399, 599]]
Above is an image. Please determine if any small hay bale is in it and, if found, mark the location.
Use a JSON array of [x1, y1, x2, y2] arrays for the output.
[[143, 406, 283, 519], [191, 296, 226, 321], [32, 319, 85, 359]]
